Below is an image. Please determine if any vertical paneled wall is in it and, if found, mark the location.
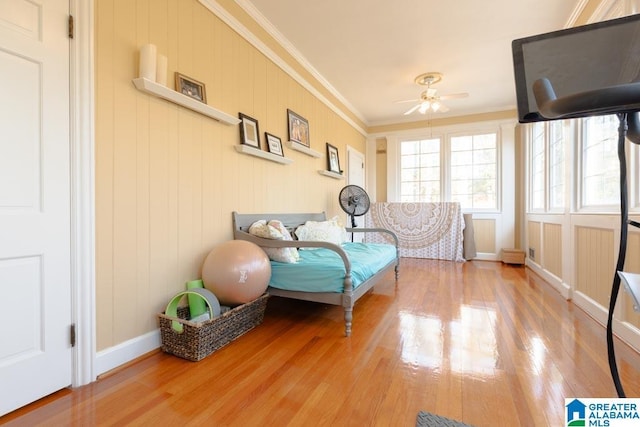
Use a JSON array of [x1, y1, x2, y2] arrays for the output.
[[622, 232, 640, 329], [95, 0, 365, 350], [527, 221, 541, 263], [542, 223, 562, 278], [528, 213, 640, 348], [575, 226, 614, 308], [473, 219, 496, 254]]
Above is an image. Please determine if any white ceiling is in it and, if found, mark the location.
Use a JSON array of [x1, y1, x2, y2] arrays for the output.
[[239, 0, 582, 126]]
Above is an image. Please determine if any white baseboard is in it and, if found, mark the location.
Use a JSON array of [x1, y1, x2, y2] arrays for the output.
[[616, 319, 640, 353], [471, 253, 500, 261], [572, 290, 609, 326], [526, 261, 571, 299], [95, 330, 161, 377], [571, 289, 640, 353]]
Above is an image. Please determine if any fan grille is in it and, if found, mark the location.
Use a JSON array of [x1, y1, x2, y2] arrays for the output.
[[339, 185, 370, 217]]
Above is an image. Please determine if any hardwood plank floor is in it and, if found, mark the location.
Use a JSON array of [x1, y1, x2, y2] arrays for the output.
[[3, 259, 640, 426]]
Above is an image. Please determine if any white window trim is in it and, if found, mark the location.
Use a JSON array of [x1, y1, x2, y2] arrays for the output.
[[386, 120, 506, 213]]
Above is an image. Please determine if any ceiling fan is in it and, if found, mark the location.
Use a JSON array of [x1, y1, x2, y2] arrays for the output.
[[397, 72, 468, 115]]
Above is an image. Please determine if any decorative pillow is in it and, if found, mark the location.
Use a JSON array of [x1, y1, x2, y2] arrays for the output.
[[268, 220, 295, 241], [295, 216, 348, 248], [248, 220, 299, 263]]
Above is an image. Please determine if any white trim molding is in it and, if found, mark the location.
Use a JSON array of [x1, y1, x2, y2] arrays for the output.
[[198, 0, 367, 136], [70, 0, 97, 387], [96, 331, 161, 377]]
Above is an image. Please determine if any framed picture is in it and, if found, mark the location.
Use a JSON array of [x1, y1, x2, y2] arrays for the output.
[[238, 113, 260, 148], [287, 109, 310, 147], [265, 132, 284, 156], [175, 72, 206, 103], [326, 143, 341, 173]]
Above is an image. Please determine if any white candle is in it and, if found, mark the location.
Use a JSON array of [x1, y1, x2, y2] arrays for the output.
[[156, 54, 168, 86], [139, 43, 157, 81]]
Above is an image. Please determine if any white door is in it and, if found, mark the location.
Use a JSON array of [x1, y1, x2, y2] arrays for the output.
[[347, 147, 366, 242], [0, 0, 72, 416]]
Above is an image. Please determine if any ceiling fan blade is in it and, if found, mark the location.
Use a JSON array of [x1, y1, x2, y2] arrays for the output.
[[404, 104, 421, 115], [438, 103, 450, 113], [439, 92, 469, 100], [394, 98, 420, 104]]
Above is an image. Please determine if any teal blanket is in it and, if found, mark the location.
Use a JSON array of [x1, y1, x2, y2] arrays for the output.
[[268, 242, 396, 293]]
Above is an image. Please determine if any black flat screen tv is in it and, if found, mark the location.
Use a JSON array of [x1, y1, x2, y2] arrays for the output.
[[512, 13, 640, 123]]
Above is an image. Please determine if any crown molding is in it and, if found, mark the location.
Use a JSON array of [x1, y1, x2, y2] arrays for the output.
[[198, 0, 368, 136], [565, 0, 591, 27]]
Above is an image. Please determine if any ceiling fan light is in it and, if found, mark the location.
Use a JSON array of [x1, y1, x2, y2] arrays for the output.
[[419, 101, 430, 114], [432, 101, 441, 112]]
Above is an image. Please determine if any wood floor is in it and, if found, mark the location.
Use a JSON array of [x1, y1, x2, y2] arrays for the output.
[[3, 259, 640, 426]]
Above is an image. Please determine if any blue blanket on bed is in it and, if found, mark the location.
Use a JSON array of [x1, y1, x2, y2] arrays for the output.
[[268, 242, 396, 293]]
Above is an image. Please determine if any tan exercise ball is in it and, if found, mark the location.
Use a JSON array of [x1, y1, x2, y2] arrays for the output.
[[202, 240, 271, 306]]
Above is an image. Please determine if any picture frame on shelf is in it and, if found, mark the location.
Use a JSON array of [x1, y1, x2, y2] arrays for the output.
[[239, 113, 260, 149], [287, 109, 310, 148], [175, 72, 206, 103], [265, 132, 284, 156], [326, 143, 341, 174]]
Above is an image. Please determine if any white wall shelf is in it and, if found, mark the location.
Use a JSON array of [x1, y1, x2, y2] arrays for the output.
[[234, 145, 293, 165], [132, 77, 240, 125], [318, 170, 345, 180], [285, 141, 322, 158]]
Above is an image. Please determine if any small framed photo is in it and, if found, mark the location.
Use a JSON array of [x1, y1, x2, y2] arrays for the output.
[[326, 143, 341, 173], [239, 113, 260, 148], [265, 132, 284, 156], [175, 72, 206, 103], [287, 109, 310, 148]]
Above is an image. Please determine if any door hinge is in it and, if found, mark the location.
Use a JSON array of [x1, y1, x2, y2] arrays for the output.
[[68, 15, 74, 39], [70, 324, 76, 347]]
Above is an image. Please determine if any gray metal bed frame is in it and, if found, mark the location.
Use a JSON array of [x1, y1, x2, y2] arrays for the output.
[[232, 212, 400, 336]]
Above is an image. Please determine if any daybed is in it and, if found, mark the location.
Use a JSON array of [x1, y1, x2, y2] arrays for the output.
[[232, 212, 400, 336]]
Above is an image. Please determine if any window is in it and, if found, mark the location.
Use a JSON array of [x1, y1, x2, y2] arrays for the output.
[[530, 122, 545, 210], [400, 138, 441, 202], [548, 121, 565, 209], [528, 120, 566, 212], [581, 115, 619, 207], [398, 130, 499, 210], [450, 134, 497, 209]]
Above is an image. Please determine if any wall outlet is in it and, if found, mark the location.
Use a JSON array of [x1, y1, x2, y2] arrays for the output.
[[529, 247, 535, 259]]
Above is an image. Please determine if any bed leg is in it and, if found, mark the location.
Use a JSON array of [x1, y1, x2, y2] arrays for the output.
[[344, 308, 353, 337]]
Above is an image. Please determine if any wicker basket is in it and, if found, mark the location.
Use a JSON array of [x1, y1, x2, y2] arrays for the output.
[[158, 293, 269, 361]]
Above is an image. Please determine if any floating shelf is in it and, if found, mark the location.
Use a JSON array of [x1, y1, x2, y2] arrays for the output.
[[619, 271, 640, 312], [132, 77, 240, 125], [234, 145, 293, 165], [285, 141, 322, 158], [318, 170, 345, 180]]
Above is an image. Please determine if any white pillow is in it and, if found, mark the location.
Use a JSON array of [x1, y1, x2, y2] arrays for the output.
[[268, 220, 295, 241], [295, 216, 348, 247], [248, 220, 299, 263]]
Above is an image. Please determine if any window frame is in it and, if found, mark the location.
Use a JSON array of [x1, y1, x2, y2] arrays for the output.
[[396, 127, 502, 213], [577, 114, 623, 212], [528, 121, 546, 212]]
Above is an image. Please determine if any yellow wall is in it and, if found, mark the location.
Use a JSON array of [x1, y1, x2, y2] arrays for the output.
[[95, 0, 365, 350], [375, 138, 387, 202], [575, 226, 615, 308], [527, 221, 541, 264], [542, 223, 562, 278], [473, 219, 496, 254]]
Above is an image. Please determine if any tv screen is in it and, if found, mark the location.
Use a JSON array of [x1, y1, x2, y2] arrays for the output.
[[512, 14, 640, 123]]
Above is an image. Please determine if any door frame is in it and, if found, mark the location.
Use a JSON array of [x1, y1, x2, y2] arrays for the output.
[[70, 0, 96, 387]]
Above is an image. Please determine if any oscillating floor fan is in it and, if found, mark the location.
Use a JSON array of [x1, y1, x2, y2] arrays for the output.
[[339, 185, 371, 241]]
